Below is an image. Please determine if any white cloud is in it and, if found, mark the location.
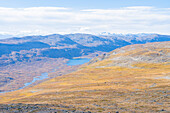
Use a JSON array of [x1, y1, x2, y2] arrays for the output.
[[0, 6, 170, 36]]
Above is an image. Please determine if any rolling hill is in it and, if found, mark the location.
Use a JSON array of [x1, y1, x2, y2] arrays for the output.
[[0, 33, 169, 66], [0, 41, 169, 112], [0, 33, 170, 93]]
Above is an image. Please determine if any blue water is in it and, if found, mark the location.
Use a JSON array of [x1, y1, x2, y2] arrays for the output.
[[66, 58, 91, 66], [0, 58, 91, 94], [0, 73, 49, 94], [23, 72, 48, 87]]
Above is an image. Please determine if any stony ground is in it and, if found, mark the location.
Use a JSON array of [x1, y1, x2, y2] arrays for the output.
[[0, 104, 92, 113]]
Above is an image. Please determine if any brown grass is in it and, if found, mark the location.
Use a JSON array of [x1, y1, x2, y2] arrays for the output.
[[0, 42, 169, 112]]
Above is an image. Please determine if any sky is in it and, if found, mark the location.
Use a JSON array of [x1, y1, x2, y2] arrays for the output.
[[0, 0, 170, 36]]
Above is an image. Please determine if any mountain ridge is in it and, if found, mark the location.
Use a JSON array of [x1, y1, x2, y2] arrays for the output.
[[0, 33, 169, 66]]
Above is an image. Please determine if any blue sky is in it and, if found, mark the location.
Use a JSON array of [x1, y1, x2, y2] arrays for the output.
[[0, 0, 169, 9], [0, 0, 170, 36]]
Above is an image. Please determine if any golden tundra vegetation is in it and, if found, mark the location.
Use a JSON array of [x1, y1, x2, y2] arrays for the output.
[[0, 41, 170, 112]]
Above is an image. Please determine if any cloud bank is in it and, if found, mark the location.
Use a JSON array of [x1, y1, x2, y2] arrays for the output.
[[0, 6, 170, 36]]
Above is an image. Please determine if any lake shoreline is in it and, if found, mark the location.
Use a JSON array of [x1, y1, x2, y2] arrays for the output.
[[0, 58, 91, 94]]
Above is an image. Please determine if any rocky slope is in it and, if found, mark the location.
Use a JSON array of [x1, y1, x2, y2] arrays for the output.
[[0, 41, 169, 112], [89, 41, 170, 67]]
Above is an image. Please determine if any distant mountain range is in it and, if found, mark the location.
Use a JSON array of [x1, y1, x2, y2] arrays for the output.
[[0, 33, 170, 66]]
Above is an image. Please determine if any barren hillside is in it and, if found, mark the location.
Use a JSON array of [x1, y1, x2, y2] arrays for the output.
[[0, 41, 169, 112]]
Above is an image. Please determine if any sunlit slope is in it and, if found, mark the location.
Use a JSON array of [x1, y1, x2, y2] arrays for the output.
[[0, 41, 169, 112]]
